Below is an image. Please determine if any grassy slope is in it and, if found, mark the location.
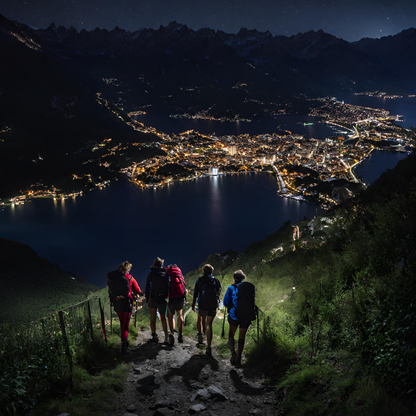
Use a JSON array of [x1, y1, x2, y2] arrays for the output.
[[183, 153, 416, 415], [2, 150, 415, 414], [0, 238, 99, 322]]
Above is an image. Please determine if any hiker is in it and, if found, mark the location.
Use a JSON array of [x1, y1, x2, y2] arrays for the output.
[[166, 264, 187, 345], [191, 264, 221, 357], [107, 261, 142, 354], [223, 270, 256, 366], [145, 257, 169, 343]]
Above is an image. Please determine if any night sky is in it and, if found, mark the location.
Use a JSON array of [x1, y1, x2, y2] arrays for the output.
[[1, 0, 415, 42]]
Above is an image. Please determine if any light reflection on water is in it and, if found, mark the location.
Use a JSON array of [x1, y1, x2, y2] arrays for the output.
[[1, 152, 410, 288], [0, 174, 321, 288]]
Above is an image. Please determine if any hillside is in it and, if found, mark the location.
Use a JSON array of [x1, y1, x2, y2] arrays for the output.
[[1, 152, 415, 414], [1, 13, 415, 198], [183, 152, 416, 414], [0, 14, 162, 199], [0, 238, 99, 322]]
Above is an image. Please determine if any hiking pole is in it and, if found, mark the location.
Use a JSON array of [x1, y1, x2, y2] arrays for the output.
[[221, 307, 227, 338]]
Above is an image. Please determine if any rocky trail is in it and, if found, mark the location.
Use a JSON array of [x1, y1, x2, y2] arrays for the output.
[[108, 327, 279, 416]]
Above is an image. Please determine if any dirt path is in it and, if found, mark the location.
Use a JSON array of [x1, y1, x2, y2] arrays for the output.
[[109, 327, 279, 416]]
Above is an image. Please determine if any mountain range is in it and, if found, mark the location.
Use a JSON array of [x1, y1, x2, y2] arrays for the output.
[[0, 13, 415, 198]]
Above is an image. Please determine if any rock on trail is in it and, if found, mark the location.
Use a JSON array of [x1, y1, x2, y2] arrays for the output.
[[107, 328, 278, 416]]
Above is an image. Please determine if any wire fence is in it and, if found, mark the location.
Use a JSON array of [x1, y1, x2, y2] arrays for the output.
[[0, 296, 145, 371], [0, 298, 108, 382], [247, 307, 270, 344], [0, 297, 113, 412], [219, 306, 271, 344]]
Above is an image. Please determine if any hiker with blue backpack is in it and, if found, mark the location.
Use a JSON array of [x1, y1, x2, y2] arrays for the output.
[[191, 264, 222, 357], [145, 257, 170, 343], [223, 270, 257, 366], [166, 264, 187, 345], [107, 261, 143, 354]]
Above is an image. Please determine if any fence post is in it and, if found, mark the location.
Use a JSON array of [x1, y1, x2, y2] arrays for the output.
[[87, 300, 94, 341], [58, 310, 71, 357], [110, 303, 113, 335], [58, 310, 73, 390], [257, 311, 260, 343], [99, 298, 107, 342]]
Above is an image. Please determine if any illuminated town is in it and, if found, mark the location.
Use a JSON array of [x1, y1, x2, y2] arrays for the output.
[[4, 96, 414, 209], [121, 97, 414, 208]]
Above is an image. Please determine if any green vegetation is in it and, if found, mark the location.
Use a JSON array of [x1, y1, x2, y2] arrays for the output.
[[0, 238, 99, 322], [183, 153, 416, 414], [2, 154, 416, 414], [0, 292, 141, 416]]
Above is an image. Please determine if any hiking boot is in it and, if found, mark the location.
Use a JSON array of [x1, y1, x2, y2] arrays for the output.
[[168, 332, 175, 346], [164, 333, 169, 344], [235, 354, 242, 367], [151, 333, 158, 343], [178, 334, 184, 343], [197, 332, 203, 344], [230, 352, 237, 366], [206, 346, 212, 357], [121, 339, 128, 355]]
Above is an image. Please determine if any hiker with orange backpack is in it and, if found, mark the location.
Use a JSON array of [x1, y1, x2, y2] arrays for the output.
[[107, 261, 143, 354], [166, 264, 187, 345]]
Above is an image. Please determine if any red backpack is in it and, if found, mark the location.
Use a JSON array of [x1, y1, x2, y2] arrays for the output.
[[166, 266, 186, 299]]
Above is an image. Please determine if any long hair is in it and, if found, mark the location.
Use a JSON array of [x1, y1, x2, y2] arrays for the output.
[[119, 261, 132, 274], [153, 257, 164, 268]]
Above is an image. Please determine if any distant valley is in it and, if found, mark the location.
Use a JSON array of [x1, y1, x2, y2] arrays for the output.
[[0, 13, 415, 199]]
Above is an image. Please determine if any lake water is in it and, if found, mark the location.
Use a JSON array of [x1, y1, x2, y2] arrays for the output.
[[336, 94, 416, 129], [136, 95, 416, 136], [0, 173, 321, 288], [353, 150, 409, 185], [1, 96, 413, 289], [135, 113, 346, 139]]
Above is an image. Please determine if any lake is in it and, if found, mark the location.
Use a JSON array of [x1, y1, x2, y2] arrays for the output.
[[1, 95, 413, 289], [336, 94, 416, 129], [0, 173, 322, 288], [353, 150, 409, 185], [135, 95, 416, 136], [135, 113, 347, 139]]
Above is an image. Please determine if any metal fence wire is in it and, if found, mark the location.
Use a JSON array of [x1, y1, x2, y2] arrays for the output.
[[0, 297, 107, 403], [220, 306, 271, 344], [247, 307, 270, 344], [56, 297, 102, 356]]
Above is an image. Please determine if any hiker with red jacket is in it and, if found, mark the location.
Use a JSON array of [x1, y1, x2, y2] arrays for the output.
[[223, 270, 256, 366], [145, 257, 169, 343], [107, 261, 142, 354], [166, 264, 187, 345], [192, 264, 221, 357]]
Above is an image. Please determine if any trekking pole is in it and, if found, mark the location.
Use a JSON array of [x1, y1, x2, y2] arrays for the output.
[[221, 307, 227, 338], [256, 307, 260, 343]]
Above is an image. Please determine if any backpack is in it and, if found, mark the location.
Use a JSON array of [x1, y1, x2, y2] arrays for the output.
[[150, 269, 169, 300], [167, 266, 186, 299], [107, 270, 130, 300], [198, 277, 219, 311], [233, 281, 257, 322]]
